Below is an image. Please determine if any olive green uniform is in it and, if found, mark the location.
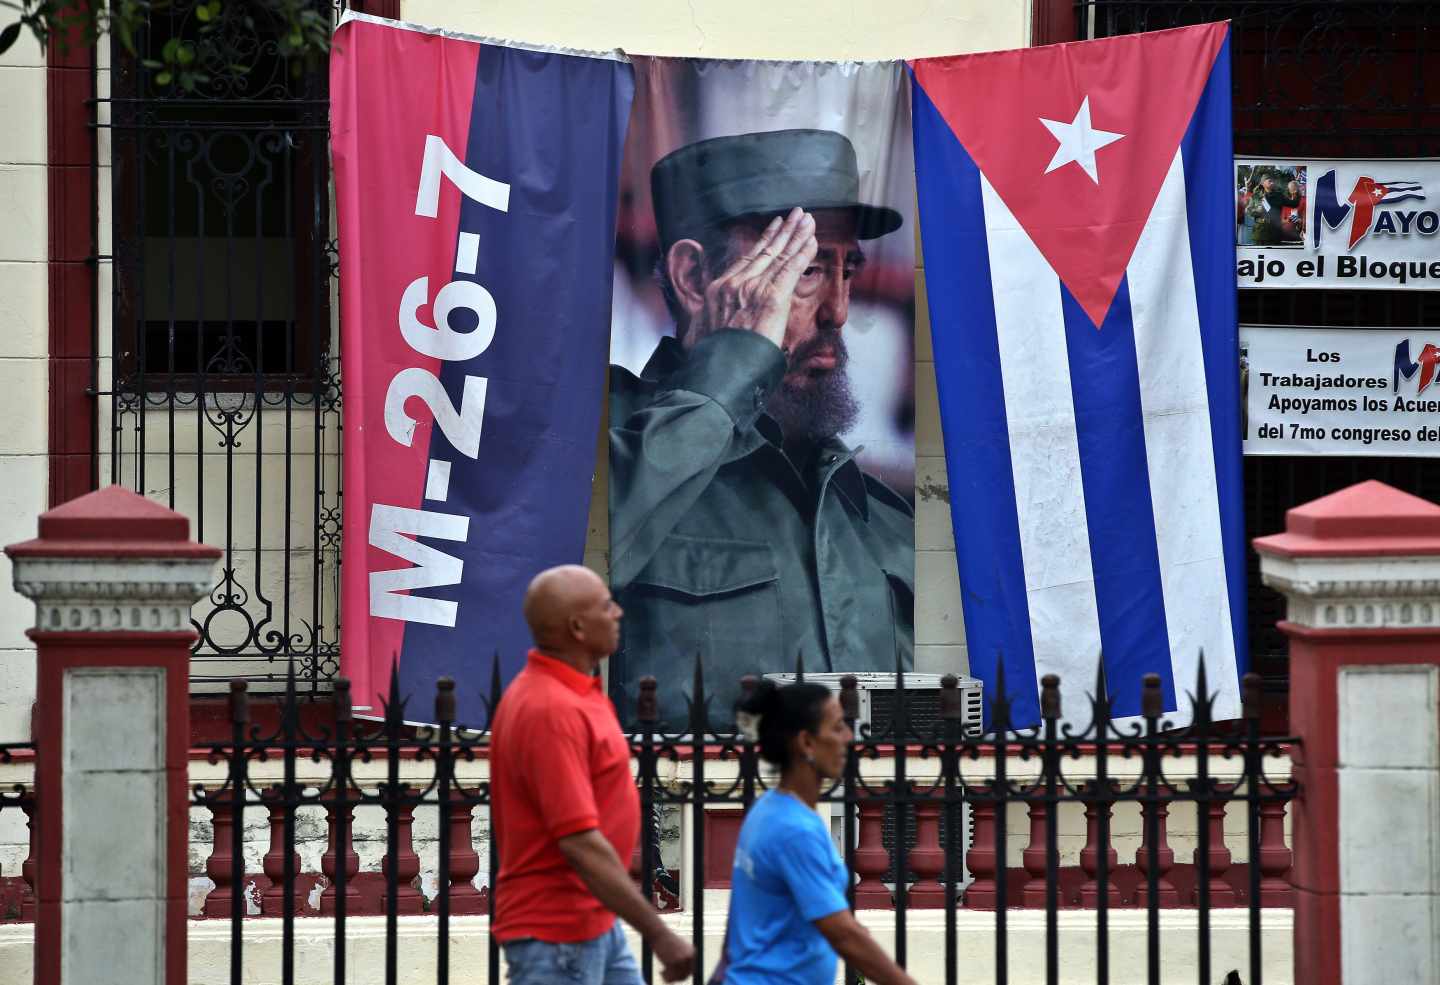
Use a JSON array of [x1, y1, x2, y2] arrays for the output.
[[608, 328, 915, 729]]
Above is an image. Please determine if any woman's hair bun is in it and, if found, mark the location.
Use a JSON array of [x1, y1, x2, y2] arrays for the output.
[[738, 677, 781, 716]]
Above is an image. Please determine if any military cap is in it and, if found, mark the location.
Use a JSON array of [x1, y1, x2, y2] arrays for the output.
[[650, 128, 903, 248]]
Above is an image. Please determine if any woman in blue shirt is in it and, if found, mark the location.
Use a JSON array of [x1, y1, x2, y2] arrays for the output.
[[721, 681, 917, 985]]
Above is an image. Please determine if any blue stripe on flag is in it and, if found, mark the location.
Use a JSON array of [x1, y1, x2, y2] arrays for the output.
[[1180, 34, 1249, 683], [911, 73, 1041, 728], [1059, 281, 1178, 716]]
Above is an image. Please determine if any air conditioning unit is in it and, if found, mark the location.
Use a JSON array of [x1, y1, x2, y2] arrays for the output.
[[762, 672, 984, 738]]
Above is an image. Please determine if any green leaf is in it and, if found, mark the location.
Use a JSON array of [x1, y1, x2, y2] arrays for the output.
[[154, 70, 172, 86], [195, 5, 211, 22], [0, 23, 21, 57], [175, 43, 194, 65], [162, 36, 180, 62], [141, 58, 164, 69]]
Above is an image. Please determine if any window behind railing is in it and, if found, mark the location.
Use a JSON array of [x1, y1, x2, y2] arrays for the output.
[[1080, 0, 1440, 733], [102, 0, 360, 694]]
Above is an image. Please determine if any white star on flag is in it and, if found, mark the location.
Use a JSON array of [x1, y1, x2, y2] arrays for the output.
[[1039, 96, 1125, 184]]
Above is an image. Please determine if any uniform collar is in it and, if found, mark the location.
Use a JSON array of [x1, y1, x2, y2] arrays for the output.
[[813, 440, 870, 522], [527, 649, 602, 695], [645, 335, 870, 519]]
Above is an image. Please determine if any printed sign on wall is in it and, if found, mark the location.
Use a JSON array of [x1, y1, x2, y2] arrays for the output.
[[1243, 325, 1440, 456], [1236, 157, 1440, 289]]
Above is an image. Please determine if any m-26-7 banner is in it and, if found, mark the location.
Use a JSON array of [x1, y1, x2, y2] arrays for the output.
[[331, 12, 633, 721]]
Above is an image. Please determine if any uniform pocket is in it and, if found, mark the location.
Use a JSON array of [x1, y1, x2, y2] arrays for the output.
[[623, 536, 784, 682]]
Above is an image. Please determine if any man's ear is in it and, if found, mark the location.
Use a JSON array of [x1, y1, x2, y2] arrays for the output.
[[666, 240, 708, 334]]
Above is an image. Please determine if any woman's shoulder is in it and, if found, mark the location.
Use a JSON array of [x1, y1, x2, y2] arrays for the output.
[[748, 791, 829, 837]]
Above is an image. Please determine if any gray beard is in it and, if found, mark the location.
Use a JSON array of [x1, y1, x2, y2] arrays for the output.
[[765, 368, 860, 444]]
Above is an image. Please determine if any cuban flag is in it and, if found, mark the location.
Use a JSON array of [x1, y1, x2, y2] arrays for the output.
[[332, 13, 633, 722], [911, 23, 1244, 729]]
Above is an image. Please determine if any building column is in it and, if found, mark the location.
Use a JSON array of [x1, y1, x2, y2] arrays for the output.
[[1254, 479, 1440, 985], [5, 486, 218, 985]]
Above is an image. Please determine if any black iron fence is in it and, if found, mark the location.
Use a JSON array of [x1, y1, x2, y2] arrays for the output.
[[186, 658, 1297, 985], [0, 742, 36, 923]]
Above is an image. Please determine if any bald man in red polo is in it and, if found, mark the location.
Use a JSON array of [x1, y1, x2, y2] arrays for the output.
[[491, 565, 694, 985]]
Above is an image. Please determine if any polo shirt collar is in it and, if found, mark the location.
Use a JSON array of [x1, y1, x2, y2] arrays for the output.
[[527, 649, 602, 694]]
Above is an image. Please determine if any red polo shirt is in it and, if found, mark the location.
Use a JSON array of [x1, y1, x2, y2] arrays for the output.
[[491, 649, 640, 942]]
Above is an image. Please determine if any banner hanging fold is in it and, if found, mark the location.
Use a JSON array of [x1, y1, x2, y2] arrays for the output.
[[332, 12, 634, 722]]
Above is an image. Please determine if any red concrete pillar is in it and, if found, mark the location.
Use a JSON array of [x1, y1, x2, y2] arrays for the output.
[[6, 486, 218, 985], [1255, 480, 1440, 985]]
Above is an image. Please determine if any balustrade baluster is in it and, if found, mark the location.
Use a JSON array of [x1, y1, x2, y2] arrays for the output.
[[446, 801, 485, 915], [908, 791, 946, 907], [963, 787, 997, 910], [1193, 783, 1236, 906], [1021, 800, 1048, 908], [319, 792, 361, 915], [20, 795, 36, 922], [203, 789, 240, 918], [1258, 798, 1293, 906], [381, 801, 426, 914], [1134, 799, 1178, 907], [1080, 786, 1121, 907], [261, 790, 303, 916], [853, 797, 893, 908]]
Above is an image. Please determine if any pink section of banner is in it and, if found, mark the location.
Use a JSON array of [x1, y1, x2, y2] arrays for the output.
[[331, 17, 479, 709]]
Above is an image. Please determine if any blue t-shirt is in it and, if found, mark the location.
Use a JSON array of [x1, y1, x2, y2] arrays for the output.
[[725, 790, 850, 985]]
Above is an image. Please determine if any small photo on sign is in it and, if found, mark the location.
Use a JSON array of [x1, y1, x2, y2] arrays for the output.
[[1236, 162, 1307, 247]]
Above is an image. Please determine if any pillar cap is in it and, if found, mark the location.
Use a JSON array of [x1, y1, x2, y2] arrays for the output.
[[1253, 479, 1440, 559], [5, 486, 220, 560]]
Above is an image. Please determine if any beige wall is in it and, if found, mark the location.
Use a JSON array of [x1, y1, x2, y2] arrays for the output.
[[0, 34, 50, 742], [401, 0, 1029, 59], [403, 0, 1034, 680]]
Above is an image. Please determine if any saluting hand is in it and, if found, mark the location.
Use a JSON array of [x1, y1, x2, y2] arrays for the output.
[[691, 207, 818, 351]]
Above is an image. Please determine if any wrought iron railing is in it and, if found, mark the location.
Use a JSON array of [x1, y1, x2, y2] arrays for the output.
[[99, 0, 347, 693], [183, 658, 1297, 985], [0, 742, 36, 923]]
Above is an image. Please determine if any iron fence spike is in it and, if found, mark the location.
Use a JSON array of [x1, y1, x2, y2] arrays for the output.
[[436, 677, 456, 724], [1242, 672, 1262, 721], [1141, 672, 1163, 720], [689, 652, 710, 734], [839, 674, 860, 722], [1040, 672, 1061, 721], [939, 673, 962, 720], [488, 651, 503, 718], [228, 679, 249, 725], [638, 676, 659, 724], [334, 676, 352, 724], [794, 649, 805, 683]]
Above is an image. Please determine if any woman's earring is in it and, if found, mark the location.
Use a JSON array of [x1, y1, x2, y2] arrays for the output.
[[804, 753, 818, 769]]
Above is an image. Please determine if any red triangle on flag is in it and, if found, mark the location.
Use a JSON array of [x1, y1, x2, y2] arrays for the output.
[[912, 23, 1227, 328]]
